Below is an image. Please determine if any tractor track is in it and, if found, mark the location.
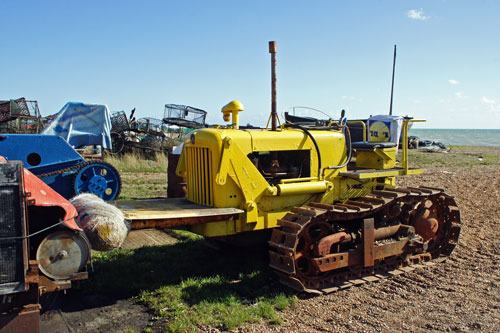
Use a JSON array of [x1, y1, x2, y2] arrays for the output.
[[268, 187, 461, 295]]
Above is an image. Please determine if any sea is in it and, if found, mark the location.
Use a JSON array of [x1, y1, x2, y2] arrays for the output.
[[408, 129, 500, 147]]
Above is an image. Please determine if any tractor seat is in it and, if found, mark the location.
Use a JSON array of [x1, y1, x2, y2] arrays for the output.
[[351, 142, 397, 150]]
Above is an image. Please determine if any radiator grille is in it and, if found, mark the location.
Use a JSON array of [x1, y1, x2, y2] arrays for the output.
[[186, 147, 213, 206], [0, 162, 26, 287]]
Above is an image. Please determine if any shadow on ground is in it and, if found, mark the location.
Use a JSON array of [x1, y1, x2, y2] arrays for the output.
[[79, 238, 288, 305], [41, 237, 294, 332]]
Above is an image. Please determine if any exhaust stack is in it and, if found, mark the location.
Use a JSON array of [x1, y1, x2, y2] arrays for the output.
[[269, 41, 278, 131]]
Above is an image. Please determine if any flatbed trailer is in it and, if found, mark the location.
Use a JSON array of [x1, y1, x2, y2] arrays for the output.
[[115, 197, 243, 230]]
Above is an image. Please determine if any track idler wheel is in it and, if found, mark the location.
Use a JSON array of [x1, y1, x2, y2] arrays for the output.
[[410, 193, 461, 257], [412, 199, 439, 241], [295, 220, 334, 279]]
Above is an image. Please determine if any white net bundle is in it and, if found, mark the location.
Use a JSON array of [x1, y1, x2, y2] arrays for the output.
[[70, 193, 129, 251]]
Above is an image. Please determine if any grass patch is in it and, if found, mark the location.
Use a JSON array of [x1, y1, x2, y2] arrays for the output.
[[104, 152, 169, 199], [104, 152, 168, 173], [165, 229, 203, 242], [138, 278, 291, 331], [399, 146, 500, 168], [118, 180, 167, 199], [121, 177, 166, 186], [83, 236, 296, 331]]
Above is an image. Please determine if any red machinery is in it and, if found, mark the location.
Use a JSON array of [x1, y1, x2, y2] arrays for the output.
[[0, 156, 90, 332]]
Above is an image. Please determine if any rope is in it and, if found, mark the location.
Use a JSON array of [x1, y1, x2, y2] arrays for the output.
[[0, 215, 77, 241]]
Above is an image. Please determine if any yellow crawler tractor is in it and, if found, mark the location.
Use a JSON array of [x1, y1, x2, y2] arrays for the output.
[[118, 42, 461, 294]]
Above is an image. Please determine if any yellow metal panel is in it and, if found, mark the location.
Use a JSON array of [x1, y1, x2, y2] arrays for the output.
[[257, 193, 313, 212], [188, 210, 290, 237], [355, 147, 396, 169], [190, 220, 237, 237], [216, 138, 231, 185]]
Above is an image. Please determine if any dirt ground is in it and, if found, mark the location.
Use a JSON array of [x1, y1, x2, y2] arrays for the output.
[[41, 161, 500, 332]]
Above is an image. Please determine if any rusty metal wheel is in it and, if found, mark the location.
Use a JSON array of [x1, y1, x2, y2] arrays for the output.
[[294, 220, 335, 280], [409, 193, 461, 257]]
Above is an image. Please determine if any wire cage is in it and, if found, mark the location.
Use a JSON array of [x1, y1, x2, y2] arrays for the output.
[[0, 117, 43, 134], [0, 98, 36, 123], [163, 104, 207, 129], [110, 106, 205, 156], [110, 112, 175, 155], [0, 99, 43, 133], [135, 117, 167, 136], [110, 111, 130, 132]]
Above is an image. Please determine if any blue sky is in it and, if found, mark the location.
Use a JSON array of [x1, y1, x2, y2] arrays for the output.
[[1, 1, 499, 129]]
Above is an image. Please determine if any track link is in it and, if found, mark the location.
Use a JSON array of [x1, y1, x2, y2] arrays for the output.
[[268, 186, 461, 294], [36, 160, 97, 179]]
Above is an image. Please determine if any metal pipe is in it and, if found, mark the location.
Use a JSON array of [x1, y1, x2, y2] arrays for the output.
[[269, 41, 277, 131], [315, 223, 401, 257], [317, 232, 350, 256], [280, 177, 319, 184], [346, 120, 367, 141], [276, 181, 328, 196], [374, 223, 401, 240]]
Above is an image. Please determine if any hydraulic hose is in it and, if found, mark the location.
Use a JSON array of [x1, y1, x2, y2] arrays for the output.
[[284, 120, 353, 178], [284, 123, 322, 178], [325, 124, 352, 171]]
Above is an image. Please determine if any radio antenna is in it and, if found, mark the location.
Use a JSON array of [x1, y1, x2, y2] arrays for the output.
[[389, 44, 397, 115]]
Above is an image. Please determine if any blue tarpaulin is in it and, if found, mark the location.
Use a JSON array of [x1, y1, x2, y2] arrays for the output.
[[42, 102, 112, 149]]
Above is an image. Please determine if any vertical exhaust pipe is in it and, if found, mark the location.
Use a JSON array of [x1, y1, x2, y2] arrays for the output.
[[269, 41, 277, 131]]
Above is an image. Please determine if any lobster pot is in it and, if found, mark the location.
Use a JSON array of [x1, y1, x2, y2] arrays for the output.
[[70, 194, 129, 251]]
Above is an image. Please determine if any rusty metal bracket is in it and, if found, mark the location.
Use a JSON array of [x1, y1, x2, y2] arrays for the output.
[[25, 260, 39, 284], [24, 191, 36, 205], [363, 218, 375, 267], [38, 276, 71, 294], [313, 239, 409, 272]]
